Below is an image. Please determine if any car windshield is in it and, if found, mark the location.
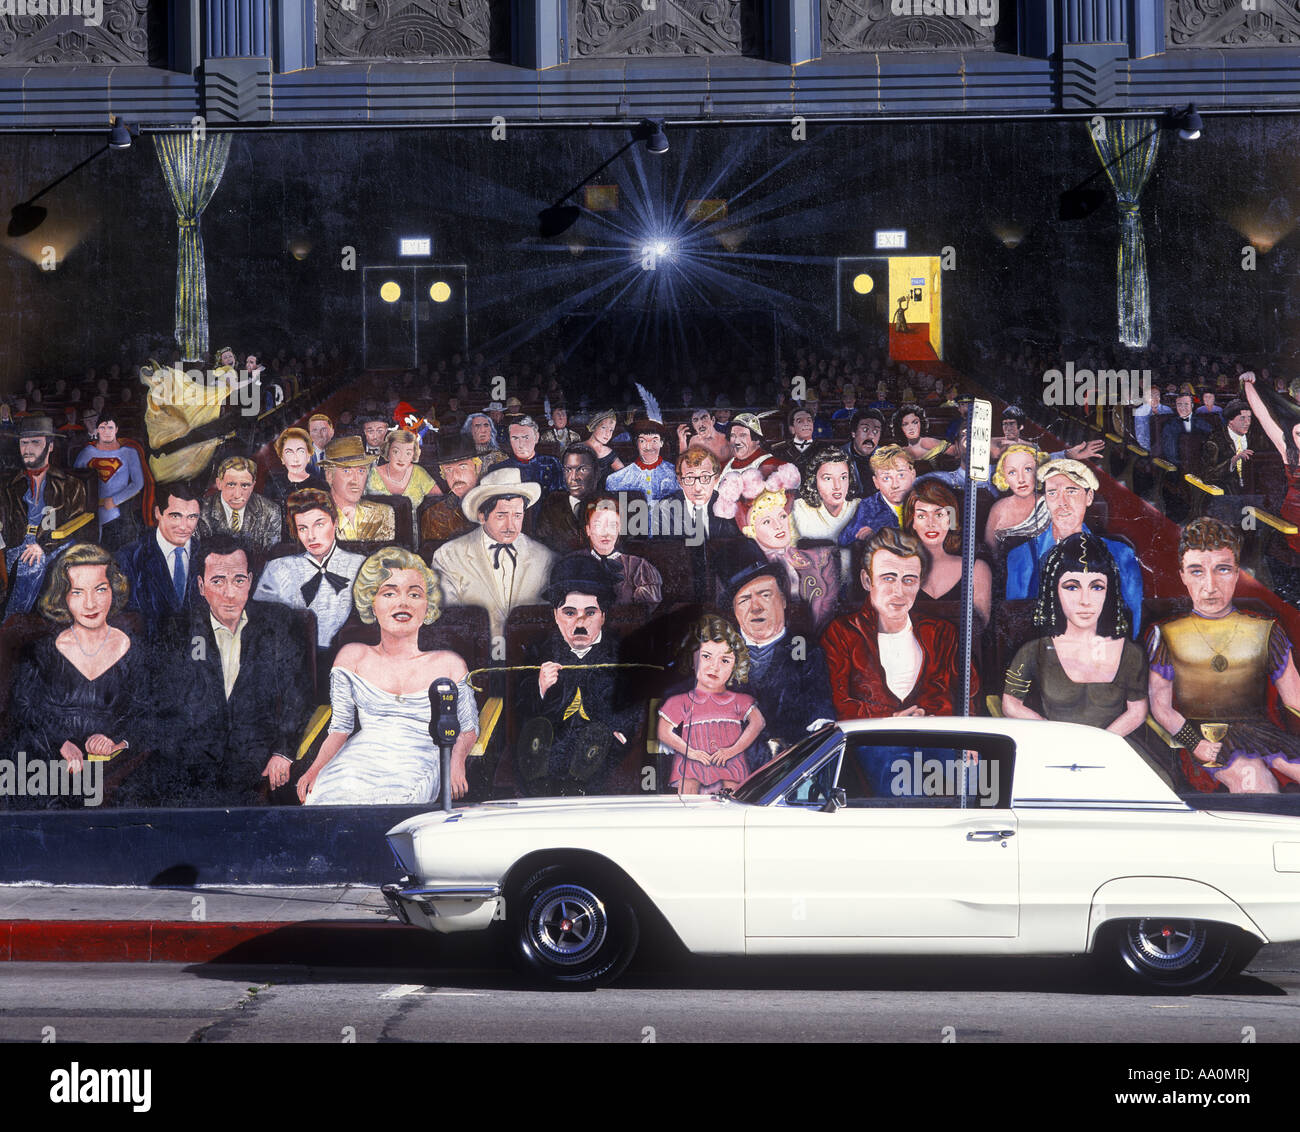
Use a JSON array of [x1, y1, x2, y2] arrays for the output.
[[732, 726, 839, 805]]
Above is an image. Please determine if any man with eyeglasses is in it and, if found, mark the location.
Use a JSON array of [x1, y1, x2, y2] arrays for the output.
[[654, 447, 741, 542]]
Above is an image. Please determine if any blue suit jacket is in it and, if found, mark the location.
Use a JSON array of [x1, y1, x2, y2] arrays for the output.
[[1005, 524, 1144, 638], [116, 533, 201, 636], [837, 492, 901, 547]]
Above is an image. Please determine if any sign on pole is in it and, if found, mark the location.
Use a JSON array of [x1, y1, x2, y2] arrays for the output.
[[959, 399, 992, 716], [968, 398, 992, 483]]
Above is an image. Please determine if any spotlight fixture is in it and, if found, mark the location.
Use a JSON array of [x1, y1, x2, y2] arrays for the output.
[[1167, 104, 1202, 141], [109, 117, 138, 150], [539, 204, 581, 239], [638, 118, 669, 155], [537, 118, 670, 238], [7, 136, 124, 238], [7, 201, 47, 238]]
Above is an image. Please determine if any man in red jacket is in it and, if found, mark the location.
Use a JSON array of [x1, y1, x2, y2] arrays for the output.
[[821, 524, 974, 742], [820, 526, 976, 795]]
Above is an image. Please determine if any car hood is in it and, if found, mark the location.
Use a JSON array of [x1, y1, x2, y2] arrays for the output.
[[387, 793, 729, 837]]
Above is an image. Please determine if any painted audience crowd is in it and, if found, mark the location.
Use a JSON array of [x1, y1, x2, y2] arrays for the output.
[[4, 338, 1300, 808]]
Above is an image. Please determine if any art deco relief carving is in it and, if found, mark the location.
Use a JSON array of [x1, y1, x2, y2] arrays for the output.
[[318, 0, 506, 63], [823, 0, 995, 52], [570, 0, 755, 58], [1168, 0, 1300, 46], [0, 0, 159, 65]]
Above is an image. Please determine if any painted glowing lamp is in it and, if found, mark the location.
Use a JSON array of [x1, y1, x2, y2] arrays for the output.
[[538, 119, 669, 239], [8, 117, 139, 238]]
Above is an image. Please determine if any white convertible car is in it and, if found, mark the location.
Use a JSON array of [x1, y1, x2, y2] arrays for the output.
[[382, 718, 1300, 989]]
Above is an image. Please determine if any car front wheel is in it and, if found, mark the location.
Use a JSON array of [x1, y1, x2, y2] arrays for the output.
[[511, 866, 639, 989], [1098, 918, 1242, 992]]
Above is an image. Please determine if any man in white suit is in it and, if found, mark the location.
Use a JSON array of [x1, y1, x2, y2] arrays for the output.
[[252, 487, 365, 651], [430, 467, 556, 638]]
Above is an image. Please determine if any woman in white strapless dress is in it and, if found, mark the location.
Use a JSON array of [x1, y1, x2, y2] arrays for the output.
[[298, 548, 478, 806]]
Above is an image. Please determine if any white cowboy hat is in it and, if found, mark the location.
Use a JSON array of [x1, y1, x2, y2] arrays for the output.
[[461, 466, 543, 522]]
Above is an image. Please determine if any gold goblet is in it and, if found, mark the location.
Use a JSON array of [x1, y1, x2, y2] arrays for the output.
[[1199, 722, 1229, 768]]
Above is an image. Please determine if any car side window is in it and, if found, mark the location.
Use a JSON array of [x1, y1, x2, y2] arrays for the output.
[[840, 733, 1014, 808], [782, 747, 842, 808]]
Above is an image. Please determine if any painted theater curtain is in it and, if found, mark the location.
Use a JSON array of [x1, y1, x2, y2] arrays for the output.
[[1091, 117, 1160, 349], [153, 132, 233, 362]]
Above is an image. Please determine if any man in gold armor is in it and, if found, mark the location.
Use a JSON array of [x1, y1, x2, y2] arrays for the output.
[[1147, 516, 1300, 793]]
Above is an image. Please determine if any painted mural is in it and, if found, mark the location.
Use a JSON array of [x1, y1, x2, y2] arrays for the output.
[[2, 119, 1300, 811]]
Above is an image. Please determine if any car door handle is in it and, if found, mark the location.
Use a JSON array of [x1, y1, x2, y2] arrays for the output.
[[966, 830, 1015, 841]]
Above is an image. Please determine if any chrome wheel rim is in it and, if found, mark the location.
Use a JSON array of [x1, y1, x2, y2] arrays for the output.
[[527, 884, 608, 966], [1127, 919, 1207, 971]]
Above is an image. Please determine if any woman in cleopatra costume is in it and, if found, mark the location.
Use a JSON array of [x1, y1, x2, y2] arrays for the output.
[[9, 544, 150, 804], [297, 548, 478, 806], [1147, 517, 1300, 794], [1002, 533, 1148, 739]]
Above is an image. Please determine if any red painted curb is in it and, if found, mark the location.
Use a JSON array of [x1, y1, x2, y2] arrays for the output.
[[1, 920, 412, 963]]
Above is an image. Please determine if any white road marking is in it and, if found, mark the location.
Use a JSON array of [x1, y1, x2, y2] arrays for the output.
[[380, 985, 487, 998]]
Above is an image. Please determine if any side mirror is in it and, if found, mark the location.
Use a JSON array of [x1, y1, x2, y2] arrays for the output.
[[820, 787, 847, 813]]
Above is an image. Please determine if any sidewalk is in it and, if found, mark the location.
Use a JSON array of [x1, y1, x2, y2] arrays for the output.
[[0, 885, 434, 965]]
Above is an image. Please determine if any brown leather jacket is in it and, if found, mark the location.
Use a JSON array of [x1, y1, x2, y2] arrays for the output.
[[2, 467, 89, 551]]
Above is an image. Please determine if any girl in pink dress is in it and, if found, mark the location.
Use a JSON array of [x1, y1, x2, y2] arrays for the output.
[[657, 615, 766, 794]]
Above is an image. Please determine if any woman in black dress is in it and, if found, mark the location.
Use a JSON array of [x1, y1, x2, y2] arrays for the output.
[[8, 543, 149, 806], [1001, 532, 1148, 739], [263, 426, 327, 510], [902, 479, 992, 630], [583, 409, 625, 486]]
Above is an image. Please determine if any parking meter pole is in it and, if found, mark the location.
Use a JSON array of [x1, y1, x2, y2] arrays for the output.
[[429, 677, 460, 812], [961, 399, 993, 718]]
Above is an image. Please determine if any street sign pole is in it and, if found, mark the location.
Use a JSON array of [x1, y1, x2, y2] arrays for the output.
[[960, 398, 993, 717]]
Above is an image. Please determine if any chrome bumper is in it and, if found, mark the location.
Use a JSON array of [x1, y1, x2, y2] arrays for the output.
[[382, 879, 503, 934]]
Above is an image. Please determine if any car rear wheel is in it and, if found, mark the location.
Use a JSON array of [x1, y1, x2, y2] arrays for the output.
[[511, 866, 639, 989], [1098, 918, 1241, 992]]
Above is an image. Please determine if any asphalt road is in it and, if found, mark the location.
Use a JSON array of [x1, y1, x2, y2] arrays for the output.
[[2, 944, 1299, 1043]]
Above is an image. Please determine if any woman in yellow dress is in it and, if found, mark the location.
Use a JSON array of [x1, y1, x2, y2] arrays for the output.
[[366, 428, 439, 507]]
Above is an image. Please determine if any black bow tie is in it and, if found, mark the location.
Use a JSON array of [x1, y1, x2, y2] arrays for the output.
[[491, 542, 518, 569], [301, 568, 350, 605]]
